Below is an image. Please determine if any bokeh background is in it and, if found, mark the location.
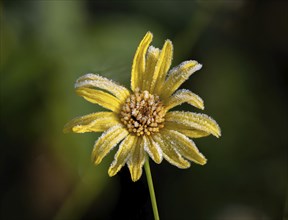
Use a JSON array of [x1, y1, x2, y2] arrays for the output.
[[1, 1, 287, 220]]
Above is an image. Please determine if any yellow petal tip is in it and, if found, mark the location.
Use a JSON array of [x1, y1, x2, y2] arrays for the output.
[[91, 153, 102, 165], [108, 169, 116, 177], [215, 127, 222, 138], [131, 174, 141, 182], [146, 31, 153, 38], [63, 127, 70, 133], [200, 158, 207, 165]]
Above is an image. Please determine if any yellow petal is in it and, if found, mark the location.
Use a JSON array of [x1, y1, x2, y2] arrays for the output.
[[169, 124, 210, 138], [164, 89, 204, 111], [152, 133, 190, 168], [160, 60, 202, 99], [162, 129, 207, 165], [150, 40, 173, 94], [108, 134, 137, 177], [131, 32, 153, 91], [76, 88, 122, 113], [165, 111, 221, 138], [63, 112, 119, 133], [165, 121, 209, 138], [128, 137, 146, 182], [141, 46, 160, 91], [143, 136, 163, 164], [92, 125, 128, 165], [76, 73, 130, 102]]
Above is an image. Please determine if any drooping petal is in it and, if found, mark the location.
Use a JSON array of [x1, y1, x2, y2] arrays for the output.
[[143, 136, 163, 164], [76, 73, 130, 102], [164, 89, 204, 111], [108, 134, 137, 177], [128, 137, 146, 182], [152, 133, 190, 168], [165, 111, 221, 138], [131, 32, 153, 91], [160, 60, 202, 99], [150, 40, 173, 94], [92, 125, 128, 165], [141, 46, 160, 91], [162, 129, 207, 165], [76, 88, 122, 113], [63, 112, 119, 133]]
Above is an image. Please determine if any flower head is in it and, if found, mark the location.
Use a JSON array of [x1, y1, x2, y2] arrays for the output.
[[64, 32, 221, 182]]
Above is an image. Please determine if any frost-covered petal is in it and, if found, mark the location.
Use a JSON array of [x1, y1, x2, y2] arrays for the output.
[[131, 32, 153, 91], [160, 60, 202, 99], [162, 129, 207, 165], [165, 111, 221, 138], [63, 112, 119, 133], [92, 125, 128, 165], [76, 88, 122, 113], [150, 40, 173, 94], [128, 137, 146, 182], [142, 46, 160, 91], [143, 136, 163, 164], [164, 89, 204, 111], [76, 73, 130, 102], [165, 122, 210, 138], [152, 133, 190, 168], [108, 134, 137, 177]]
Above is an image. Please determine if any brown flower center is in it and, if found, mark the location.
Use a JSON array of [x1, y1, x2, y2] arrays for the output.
[[120, 88, 165, 136]]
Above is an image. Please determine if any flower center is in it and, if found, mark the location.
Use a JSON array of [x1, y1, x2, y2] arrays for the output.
[[120, 88, 165, 136]]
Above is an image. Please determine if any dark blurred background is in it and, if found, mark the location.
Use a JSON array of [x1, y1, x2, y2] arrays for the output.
[[1, 1, 287, 220]]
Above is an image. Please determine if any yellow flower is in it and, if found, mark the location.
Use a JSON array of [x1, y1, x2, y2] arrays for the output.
[[64, 32, 221, 182]]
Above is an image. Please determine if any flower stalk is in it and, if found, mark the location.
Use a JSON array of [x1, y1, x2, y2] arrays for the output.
[[144, 158, 160, 220]]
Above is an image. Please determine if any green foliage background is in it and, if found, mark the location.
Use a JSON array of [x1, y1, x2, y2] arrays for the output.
[[1, 1, 287, 220]]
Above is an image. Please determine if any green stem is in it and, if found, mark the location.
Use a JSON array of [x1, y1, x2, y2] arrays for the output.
[[144, 158, 160, 220]]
